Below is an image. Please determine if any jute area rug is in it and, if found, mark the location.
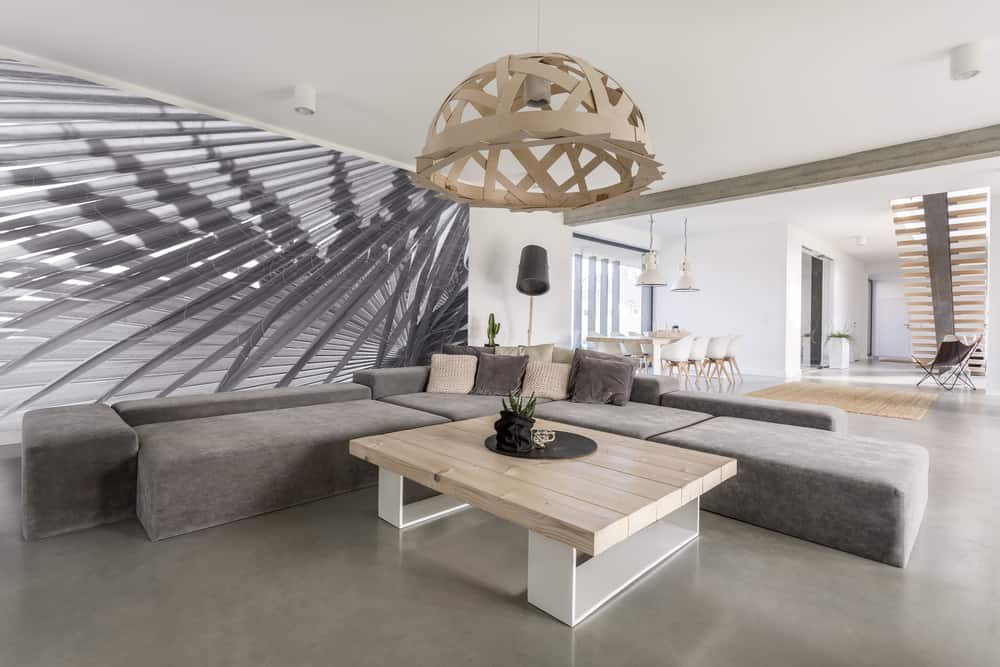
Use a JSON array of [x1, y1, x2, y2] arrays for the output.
[[747, 382, 938, 421]]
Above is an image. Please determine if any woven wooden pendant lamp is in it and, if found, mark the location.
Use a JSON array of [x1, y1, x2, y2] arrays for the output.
[[412, 52, 663, 211]]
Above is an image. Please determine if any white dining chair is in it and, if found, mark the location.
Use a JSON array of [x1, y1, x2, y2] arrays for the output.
[[660, 336, 693, 378], [724, 335, 743, 381], [705, 336, 733, 382], [687, 337, 711, 380]]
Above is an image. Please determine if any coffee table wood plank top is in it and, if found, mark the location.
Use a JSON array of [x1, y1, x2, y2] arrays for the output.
[[349, 416, 736, 556]]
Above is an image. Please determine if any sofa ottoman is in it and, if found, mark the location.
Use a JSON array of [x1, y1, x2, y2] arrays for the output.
[[652, 417, 928, 566]]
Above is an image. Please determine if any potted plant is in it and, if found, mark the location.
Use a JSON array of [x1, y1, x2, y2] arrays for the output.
[[485, 312, 501, 348], [827, 330, 852, 369], [494, 391, 537, 453]]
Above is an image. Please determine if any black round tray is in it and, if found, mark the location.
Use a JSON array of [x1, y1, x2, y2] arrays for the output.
[[484, 431, 598, 459]]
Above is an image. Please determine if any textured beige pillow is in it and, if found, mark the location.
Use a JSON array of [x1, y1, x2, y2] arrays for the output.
[[521, 361, 571, 400], [494, 345, 521, 356], [520, 343, 554, 363], [552, 346, 576, 364], [426, 353, 477, 393]]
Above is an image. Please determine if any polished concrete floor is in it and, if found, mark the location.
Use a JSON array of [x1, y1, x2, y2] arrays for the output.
[[1, 364, 998, 666]]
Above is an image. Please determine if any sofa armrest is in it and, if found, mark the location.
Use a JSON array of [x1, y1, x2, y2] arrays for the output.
[[659, 391, 848, 432], [21, 404, 139, 540], [353, 366, 430, 399], [629, 375, 681, 405]]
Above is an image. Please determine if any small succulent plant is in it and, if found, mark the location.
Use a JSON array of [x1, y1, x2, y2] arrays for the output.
[[487, 312, 501, 346], [502, 390, 537, 419]]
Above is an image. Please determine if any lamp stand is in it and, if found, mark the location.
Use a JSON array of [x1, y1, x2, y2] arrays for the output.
[[527, 295, 534, 346]]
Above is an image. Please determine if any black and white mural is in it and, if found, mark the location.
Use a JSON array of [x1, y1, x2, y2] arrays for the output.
[[0, 59, 468, 441]]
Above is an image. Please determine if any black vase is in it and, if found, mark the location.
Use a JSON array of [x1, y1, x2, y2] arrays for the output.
[[494, 411, 535, 453]]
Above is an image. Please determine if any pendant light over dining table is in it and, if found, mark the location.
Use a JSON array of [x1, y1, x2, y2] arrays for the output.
[[671, 218, 699, 293], [637, 215, 667, 286], [412, 4, 662, 212]]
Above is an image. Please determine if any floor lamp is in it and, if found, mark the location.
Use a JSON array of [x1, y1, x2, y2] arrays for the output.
[[516, 245, 550, 346]]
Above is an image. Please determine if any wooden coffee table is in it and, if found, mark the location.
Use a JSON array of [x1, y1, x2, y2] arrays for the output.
[[349, 416, 736, 626]]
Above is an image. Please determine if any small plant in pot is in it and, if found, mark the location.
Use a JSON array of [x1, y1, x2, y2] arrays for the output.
[[485, 312, 500, 348], [494, 391, 537, 453]]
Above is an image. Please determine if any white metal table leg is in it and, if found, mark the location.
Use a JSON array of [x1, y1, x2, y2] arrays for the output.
[[528, 498, 700, 626], [377, 468, 469, 529]]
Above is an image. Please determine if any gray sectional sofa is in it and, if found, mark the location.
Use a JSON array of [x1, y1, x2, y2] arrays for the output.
[[20, 366, 929, 567]]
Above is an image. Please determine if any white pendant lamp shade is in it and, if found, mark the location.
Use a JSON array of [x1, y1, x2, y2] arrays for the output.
[[637, 251, 668, 286], [671, 218, 699, 292], [637, 215, 667, 286], [412, 52, 663, 211]]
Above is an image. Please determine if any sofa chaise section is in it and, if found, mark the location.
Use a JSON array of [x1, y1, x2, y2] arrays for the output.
[[660, 390, 848, 432], [651, 417, 929, 567], [21, 404, 139, 540], [136, 399, 447, 540]]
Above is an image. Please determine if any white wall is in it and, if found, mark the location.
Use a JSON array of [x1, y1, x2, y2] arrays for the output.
[[467, 208, 571, 347], [654, 222, 790, 377]]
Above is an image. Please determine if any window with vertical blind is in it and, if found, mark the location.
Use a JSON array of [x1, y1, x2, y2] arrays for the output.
[[570, 235, 652, 348]]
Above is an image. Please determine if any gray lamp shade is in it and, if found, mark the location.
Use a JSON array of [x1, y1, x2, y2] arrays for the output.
[[516, 244, 550, 296]]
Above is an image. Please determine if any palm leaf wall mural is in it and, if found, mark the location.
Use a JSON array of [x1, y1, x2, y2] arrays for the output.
[[0, 58, 469, 442]]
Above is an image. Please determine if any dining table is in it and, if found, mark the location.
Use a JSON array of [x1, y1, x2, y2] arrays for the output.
[[585, 332, 689, 372]]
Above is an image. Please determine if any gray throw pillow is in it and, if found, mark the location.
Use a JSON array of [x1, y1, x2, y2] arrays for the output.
[[472, 354, 529, 396], [443, 344, 495, 357], [568, 348, 629, 395], [570, 355, 634, 406]]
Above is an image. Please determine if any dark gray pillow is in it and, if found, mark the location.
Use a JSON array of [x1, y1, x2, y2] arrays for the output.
[[570, 356, 634, 406], [567, 348, 628, 395], [443, 344, 495, 357], [472, 354, 528, 396]]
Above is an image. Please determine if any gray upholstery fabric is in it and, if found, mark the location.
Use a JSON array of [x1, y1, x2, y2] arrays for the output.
[[381, 392, 550, 421], [114, 383, 371, 427], [21, 404, 138, 540], [135, 399, 447, 540], [630, 375, 681, 405], [353, 366, 430, 399], [533, 401, 712, 440], [472, 354, 528, 396], [652, 417, 928, 567], [660, 391, 847, 432], [570, 356, 634, 405]]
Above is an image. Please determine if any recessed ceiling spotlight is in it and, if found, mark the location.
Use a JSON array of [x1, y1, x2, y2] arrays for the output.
[[293, 84, 317, 115], [854, 235, 868, 247], [950, 42, 984, 81]]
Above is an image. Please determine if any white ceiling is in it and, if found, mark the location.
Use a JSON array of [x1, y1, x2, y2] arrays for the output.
[[1, 1, 998, 188], [589, 157, 1000, 263]]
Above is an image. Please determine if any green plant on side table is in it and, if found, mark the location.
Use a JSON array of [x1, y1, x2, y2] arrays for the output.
[[486, 312, 501, 348]]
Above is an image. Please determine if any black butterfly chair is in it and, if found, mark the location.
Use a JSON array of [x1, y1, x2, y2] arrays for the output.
[[914, 335, 981, 391]]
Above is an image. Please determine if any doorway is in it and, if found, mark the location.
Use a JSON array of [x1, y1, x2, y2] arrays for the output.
[[871, 278, 911, 361], [801, 249, 833, 368]]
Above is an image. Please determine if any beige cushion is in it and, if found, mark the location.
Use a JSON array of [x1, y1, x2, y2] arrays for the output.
[[520, 343, 554, 363], [426, 354, 477, 394], [552, 346, 576, 364], [495, 345, 521, 356], [522, 361, 571, 400]]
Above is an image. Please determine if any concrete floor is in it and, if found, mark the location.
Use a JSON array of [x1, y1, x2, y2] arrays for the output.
[[1, 364, 998, 666]]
